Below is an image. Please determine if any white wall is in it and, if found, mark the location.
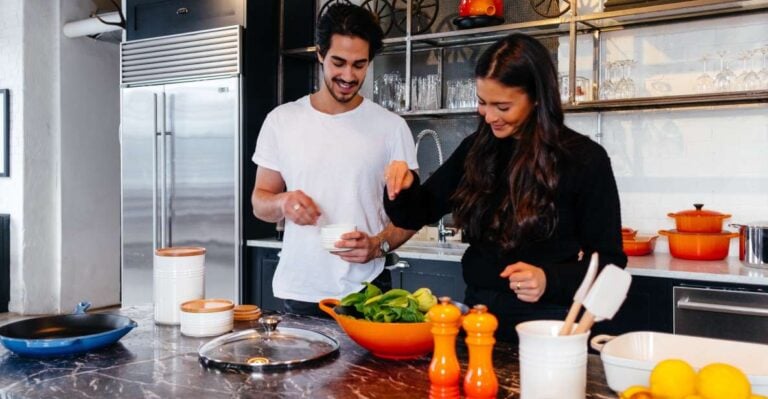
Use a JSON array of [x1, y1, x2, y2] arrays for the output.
[[561, 13, 768, 255], [59, 1, 121, 310], [0, 0, 120, 314], [0, 0, 27, 311]]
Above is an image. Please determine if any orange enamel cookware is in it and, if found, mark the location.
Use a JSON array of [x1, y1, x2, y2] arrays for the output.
[[319, 298, 434, 360], [658, 229, 738, 260], [621, 227, 638, 240], [622, 235, 658, 256], [667, 203, 731, 233]]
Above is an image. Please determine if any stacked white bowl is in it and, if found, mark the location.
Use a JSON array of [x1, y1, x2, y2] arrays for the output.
[[153, 247, 205, 325], [320, 224, 356, 252], [179, 299, 234, 337]]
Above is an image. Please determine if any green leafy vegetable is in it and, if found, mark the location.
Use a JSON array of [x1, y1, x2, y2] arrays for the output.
[[339, 283, 437, 323]]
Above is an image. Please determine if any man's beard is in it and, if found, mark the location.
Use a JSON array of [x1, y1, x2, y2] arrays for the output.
[[324, 76, 361, 103]]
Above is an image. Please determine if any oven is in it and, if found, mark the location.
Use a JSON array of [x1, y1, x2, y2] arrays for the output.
[[674, 285, 768, 345]]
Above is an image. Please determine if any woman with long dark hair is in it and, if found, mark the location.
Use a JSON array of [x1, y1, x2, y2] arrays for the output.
[[384, 33, 626, 341]]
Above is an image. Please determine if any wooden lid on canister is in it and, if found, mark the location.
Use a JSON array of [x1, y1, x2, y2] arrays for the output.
[[180, 299, 234, 313], [155, 247, 206, 257]]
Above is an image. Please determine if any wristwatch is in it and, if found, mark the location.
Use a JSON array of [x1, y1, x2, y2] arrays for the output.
[[378, 237, 391, 257]]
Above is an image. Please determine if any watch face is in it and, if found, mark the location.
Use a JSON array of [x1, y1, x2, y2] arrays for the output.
[[380, 240, 390, 253]]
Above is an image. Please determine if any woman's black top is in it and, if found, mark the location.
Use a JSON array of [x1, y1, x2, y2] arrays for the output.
[[384, 128, 627, 309]]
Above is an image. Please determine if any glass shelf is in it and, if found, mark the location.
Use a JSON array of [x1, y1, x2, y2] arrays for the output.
[[279, 0, 768, 114], [561, 90, 768, 112], [577, 0, 768, 30]]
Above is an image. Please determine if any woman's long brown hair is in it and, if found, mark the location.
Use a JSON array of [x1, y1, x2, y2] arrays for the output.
[[452, 34, 568, 251]]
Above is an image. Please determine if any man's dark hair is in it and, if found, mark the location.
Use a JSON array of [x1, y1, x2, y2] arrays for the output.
[[316, 3, 383, 61]]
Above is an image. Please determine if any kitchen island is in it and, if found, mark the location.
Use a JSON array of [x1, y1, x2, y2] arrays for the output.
[[0, 306, 617, 398]]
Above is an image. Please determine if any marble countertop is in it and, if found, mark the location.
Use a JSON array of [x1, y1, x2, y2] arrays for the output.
[[0, 306, 616, 398], [246, 239, 768, 286]]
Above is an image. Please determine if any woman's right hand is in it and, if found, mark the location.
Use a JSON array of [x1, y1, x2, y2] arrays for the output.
[[384, 161, 414, 200]]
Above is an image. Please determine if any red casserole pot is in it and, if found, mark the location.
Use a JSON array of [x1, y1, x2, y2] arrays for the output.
[[658, 229, 738, 260], [667, 203, 731, 233]]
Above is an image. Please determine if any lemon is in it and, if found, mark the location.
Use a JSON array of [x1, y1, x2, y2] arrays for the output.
[[683, 396, 705, 399], [750, 395, 768, 399], [650, 359, 697, 399], [621, 385, 651, 399], [696, 363, 751, 399]]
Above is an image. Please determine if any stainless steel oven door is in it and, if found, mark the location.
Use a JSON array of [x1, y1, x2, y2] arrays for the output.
[[674, 286, 768, 345]]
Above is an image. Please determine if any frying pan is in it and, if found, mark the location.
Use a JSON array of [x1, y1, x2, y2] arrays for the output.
[[0, 302, 137, 357]]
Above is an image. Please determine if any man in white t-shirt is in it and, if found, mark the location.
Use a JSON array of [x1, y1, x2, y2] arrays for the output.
[[251, 3, 418, 316]]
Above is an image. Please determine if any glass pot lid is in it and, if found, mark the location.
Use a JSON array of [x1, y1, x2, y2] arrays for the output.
[[198, 316, 340, 372]]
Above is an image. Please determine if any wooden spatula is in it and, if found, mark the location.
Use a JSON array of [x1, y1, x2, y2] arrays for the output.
[[573, 265, 632, 335], [559, 252, 599, 336]]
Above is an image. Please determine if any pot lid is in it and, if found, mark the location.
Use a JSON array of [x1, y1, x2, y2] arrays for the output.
[[198, 316, 339, 372], [668, 203, 730, 218]]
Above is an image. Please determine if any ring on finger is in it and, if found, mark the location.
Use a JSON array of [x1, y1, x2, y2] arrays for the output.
[[516, 282, 521, 291], [292, 204, 301, 211]]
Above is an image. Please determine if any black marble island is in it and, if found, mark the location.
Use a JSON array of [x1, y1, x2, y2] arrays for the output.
[[0, 306, 617, 398]]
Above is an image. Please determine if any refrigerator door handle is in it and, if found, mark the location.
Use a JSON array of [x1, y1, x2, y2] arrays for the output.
[[152, 93, 161, 251], [164, 93, 173, 247], [160, 92, 168, 248]]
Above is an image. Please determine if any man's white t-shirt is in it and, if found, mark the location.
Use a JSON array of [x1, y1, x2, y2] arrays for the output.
[[252, 95, 418, 302]]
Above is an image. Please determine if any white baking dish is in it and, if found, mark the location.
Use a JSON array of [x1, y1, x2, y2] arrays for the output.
[[591, 331, 768, 395]]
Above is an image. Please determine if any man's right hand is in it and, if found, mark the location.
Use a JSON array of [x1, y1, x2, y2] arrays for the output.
[[281, 190, 321, 225], [384, 160, 414, 201]]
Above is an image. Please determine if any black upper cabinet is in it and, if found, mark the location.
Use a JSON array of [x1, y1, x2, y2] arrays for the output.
[[126, 0, 245, 40]]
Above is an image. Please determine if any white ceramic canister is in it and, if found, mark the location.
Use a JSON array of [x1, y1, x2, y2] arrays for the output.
[[153, 247, 206, 325], [180, 299, 234, 337]]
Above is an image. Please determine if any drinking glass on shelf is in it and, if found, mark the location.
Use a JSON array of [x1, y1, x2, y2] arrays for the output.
[[759, 46, 768, 89], [734, 50, 760, 91], [694, 55, 714, 94], [599, 62, 616, 100], [714, 50, 735, 92], [616, 60, 637, 99], [559, 73, 569, 102]]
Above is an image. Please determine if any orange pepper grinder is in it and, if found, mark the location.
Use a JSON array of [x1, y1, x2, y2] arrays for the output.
[[463, 304, 498, 399], [427, 296, 461, 399]]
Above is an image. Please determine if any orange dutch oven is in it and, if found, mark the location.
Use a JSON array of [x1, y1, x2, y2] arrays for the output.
[[667, 203, 731, 233], [658, 230, 738, 260]]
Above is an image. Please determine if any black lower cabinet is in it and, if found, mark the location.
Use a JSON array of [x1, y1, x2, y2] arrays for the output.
[[391, 257, 467, 303], [244, 247, 284, 311], [592, 275, 674, 338]]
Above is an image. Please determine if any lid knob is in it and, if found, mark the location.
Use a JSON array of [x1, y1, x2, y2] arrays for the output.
[[694, 203, 704, 210], [260, 315, 282, 333]]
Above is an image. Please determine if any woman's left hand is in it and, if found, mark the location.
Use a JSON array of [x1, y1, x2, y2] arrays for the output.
[[500, 262, 547, 303]]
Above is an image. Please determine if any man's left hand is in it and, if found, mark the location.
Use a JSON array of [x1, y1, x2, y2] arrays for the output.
[[333, 231, 379, 264]]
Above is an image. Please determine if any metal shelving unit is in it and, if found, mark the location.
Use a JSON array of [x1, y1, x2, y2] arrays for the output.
[[279, 0, 768, 115]]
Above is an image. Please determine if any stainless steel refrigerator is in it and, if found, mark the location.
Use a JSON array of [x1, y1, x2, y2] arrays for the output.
[[120, 27, 242, 305]]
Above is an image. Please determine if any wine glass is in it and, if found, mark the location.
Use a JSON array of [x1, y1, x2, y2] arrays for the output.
[[599, 62, 616, 100], [694, 55, 714, 94], [734, 50, 760, 91], [616, 60, 636, 99], [713, 50, 734, 92], [758, 46, 768, 90]]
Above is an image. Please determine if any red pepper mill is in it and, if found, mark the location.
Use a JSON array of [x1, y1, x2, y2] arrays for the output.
[[427, 296, 461, 399], [463, 304, 499, 399]]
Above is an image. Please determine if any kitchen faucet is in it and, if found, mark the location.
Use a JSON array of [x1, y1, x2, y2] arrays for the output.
[[415, 129, 455, 243]]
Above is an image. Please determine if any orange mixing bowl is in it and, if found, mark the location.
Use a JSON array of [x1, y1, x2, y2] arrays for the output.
[[319, 298, 434, 360]]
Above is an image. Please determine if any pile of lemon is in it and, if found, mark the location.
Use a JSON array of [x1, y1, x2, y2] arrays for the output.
[[620, 359, 766, 399]]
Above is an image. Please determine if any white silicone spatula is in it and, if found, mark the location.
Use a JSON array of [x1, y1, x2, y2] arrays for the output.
[[573, 264, 632, 335], [559, 252, 599, 336]]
